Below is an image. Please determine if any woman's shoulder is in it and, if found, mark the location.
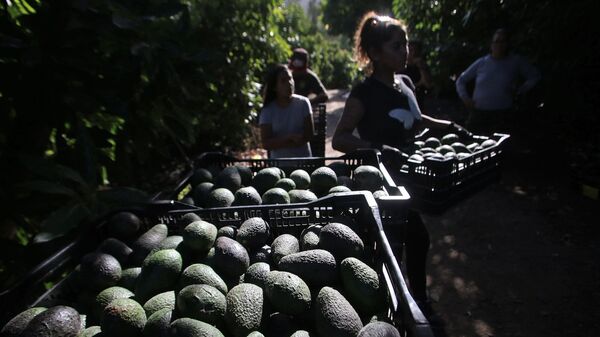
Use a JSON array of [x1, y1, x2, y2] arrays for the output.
[[291, 94, 311, 105]]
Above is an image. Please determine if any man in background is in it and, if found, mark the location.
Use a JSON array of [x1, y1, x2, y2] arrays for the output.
[[288, 48, 329, 106]]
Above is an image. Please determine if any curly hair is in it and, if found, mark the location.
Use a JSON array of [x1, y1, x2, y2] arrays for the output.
[[353, 11, 408, 73]]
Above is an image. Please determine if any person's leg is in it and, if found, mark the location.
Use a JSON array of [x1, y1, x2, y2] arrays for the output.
[[405, 210, 430, 302]]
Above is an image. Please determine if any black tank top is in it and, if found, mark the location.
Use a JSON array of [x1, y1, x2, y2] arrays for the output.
[[349, 76, 417, 148]]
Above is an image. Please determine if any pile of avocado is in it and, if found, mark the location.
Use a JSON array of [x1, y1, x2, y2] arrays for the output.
[[1, 210, 402, 337], [405, 133, 498, 163], [183, 162, 390, 208]]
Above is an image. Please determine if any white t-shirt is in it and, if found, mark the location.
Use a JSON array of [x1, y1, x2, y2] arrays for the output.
[[259, 94, 312, 158], [456, 54, 540, 110]]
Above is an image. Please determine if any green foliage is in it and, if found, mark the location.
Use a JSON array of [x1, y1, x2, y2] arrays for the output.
[[322, 0, 393, 39], [0, 0, 290, 248]]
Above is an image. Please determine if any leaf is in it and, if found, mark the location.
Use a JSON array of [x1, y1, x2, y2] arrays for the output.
[[18, 180, 78, 198], [97, 187, 150, 207], [18, 154, 89, 188], [33, 203, 90, 243]]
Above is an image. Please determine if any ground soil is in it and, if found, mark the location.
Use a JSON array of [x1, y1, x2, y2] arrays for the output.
[[323, 90, 600, 337]]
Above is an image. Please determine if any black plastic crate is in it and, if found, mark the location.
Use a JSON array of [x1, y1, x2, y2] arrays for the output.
[[388, 129, 510, 213], [310, 103, 327, 157], [154, 149, 411, 230], [2, 192, 433, 337]]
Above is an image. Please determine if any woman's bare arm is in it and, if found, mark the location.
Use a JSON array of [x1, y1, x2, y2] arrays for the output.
[[332, 97, 371, 153]]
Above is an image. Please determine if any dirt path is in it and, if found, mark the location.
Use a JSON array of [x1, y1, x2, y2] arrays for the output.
[[324, 92, 600, 337]]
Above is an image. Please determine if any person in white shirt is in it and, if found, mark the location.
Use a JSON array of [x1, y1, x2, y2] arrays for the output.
[[259, 64, 314, 159], [456, 29, 540, 134]]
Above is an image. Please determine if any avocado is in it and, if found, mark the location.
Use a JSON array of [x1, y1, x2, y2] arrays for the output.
[[182, 220, 217, 253], [198, 247, 216, 267], [217, 226, 237, 239], [414, 140, 425, 148], [424, 137, 441, 149], [192, 182, 214, 207], [225, 284, 264, 337], [435, 144, 455, 155], [190, 168, 213, 186], [100, 298, 146, 337], [213, 237, 250, 278], [329, 185, 351, 194], [21, 306, 80, 337], [299, 225, 321, 250], [233, 165, 253, 186], [310, 167, 338, 196], [275, 178, 296, 192], [451, 142, 469, 154], [315, 287, 363, 337], [93, 286, 134, 323], [76, 326, 101, 337], [179, 196, 195, 205], [178, 263, 228, 295], [481, 139, 497, 148], [150, 236, 184, 256], [340, 257, 384, 314], [168, 317, 224, 337], [353, 165, 383, 192], [243, 262, 270, 288], [0, 307, 46, 337], [271, 234, 299, 265], [249, 245, 272, 265], [97, 238, 133, 266], [262, 187, 290, 205], [216, 166, 243, 193], [252, 168, 281, 195], [441, 133, 459, 145], [358, 321, 400, 337], [143, 308, 172, 337], [327, 161, 351, 177], [107, 212, 141, 241], [288, 189, 318, 203], [130, 224, 169, 266], [419, 147, 438, 154], [233, 186, 262, 206], [118, 267, 141, 291], [135, 249, 183, 303], [80, 252, 122, 291], [236, 217, 270, 251], [264, 271, 311, 315], [206, 188, 235, 208], [318, 223, 364, 260], [176, 284, 226, 324], [457, 152, 471, 160], [278, 249, 337, 287], [247, 332, 265, 337], [143, 291, 175, 317], [330, 215, 360, 236], [408, 154, 424, 163], [181, 212, 201, 225], [466, 142, 479, 152], [289, 169, 311, 190], [290, 331, 311, 337]]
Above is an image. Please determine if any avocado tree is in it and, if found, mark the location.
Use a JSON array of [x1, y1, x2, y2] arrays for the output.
[[0, 0, 290, 286]]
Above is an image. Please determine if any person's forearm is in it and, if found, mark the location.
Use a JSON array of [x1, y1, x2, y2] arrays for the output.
[[310, 92, 329, 106], [332, 132, 371, 153]]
